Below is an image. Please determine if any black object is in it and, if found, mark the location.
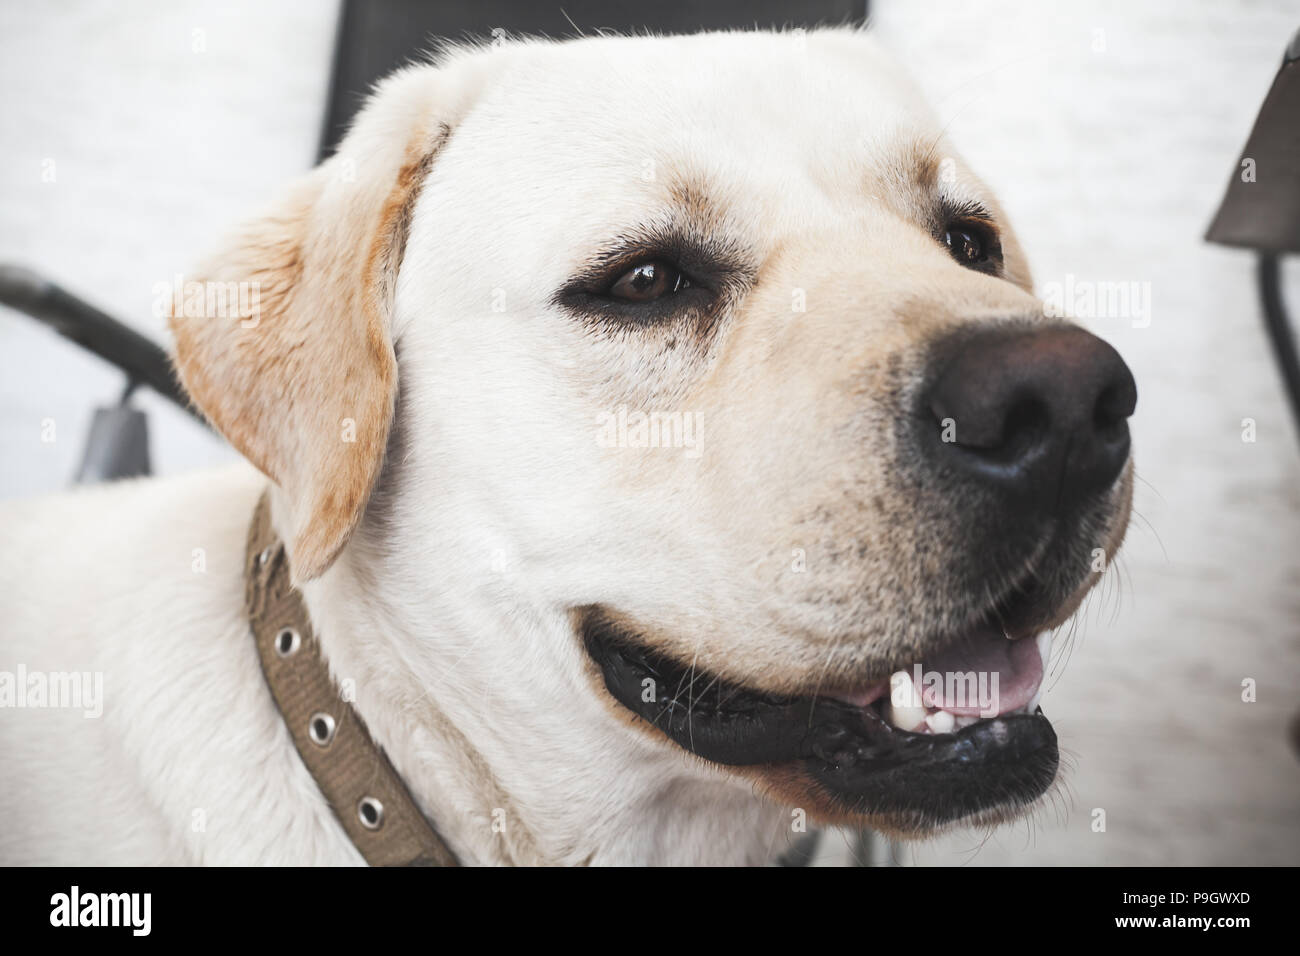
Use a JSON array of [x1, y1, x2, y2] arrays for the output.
[[75, 402, 152, 483], [320, 0, 868, 159], [0, 264, 199, 421], [1257, 254, 1300, 445], [1206, 28, 1300, 444], [1205, 29, 1300, 253]]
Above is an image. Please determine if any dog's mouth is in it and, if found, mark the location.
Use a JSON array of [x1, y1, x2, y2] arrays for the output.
[[579, 583, 1062, 834]]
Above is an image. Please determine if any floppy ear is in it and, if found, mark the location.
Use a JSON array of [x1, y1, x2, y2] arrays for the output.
[[171, 66, 481, 582]]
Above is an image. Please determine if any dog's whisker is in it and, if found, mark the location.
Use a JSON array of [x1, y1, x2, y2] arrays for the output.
[[686, 647, 700, 754], [806, 637, 845, 727], [1127, 504, 1169, 565]]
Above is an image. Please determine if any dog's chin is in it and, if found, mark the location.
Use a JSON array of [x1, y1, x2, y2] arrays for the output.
[[575, 575, 1077, 836]]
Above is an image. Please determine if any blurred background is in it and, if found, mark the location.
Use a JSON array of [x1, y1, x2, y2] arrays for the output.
[[1, 0, 1297, 865]]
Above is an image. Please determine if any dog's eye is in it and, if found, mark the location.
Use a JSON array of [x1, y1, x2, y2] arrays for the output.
[[941, 218, 1003, 276], [944, 223, 991, 265], [606, 261, 690, 302], [555, 243, 725, 327]]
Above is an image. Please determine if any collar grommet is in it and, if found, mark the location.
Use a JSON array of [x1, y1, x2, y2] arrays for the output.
[[308, 712, 336, 747], [274, 627, 301, 657], [358, 796, 384, 830]]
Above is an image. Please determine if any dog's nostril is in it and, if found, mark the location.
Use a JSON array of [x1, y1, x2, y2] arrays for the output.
[[932, 393, 1048, 463], [999, 397, 1050, 459], [1094, 383, 1132, 433]]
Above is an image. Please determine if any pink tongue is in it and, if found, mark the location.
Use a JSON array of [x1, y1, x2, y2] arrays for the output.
[[918, 629, 1043, 716]]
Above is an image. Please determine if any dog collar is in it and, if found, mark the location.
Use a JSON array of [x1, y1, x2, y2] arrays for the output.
[[244, 491, 459, 866]]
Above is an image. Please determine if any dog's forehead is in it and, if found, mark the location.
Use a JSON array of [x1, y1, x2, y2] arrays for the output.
[[438, 31, 950, 223]]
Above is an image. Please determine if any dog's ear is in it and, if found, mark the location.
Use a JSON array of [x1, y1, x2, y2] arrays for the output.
[[171, 67, 483, 582]]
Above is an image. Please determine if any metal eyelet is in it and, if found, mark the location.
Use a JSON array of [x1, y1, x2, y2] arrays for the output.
[[257, 546, 273, 567], [308, 712, 336, 747], [358, 796, 384, 830], [274, 627, 301, 657]]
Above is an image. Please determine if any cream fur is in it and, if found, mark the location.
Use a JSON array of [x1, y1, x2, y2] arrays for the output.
[[0, 28, 1130, 865]]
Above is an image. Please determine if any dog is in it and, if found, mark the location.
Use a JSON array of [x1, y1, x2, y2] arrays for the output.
[[0, 27, 1136, 865]]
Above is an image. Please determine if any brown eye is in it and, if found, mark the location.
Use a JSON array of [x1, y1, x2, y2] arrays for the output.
[[944, 224, 990, 265], [608, 260, 689, 302]]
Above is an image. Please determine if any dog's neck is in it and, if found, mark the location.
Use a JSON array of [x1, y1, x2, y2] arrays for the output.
[[289, 515, 789, 866]]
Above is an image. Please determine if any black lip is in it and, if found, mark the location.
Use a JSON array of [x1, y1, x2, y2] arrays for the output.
[[582, 613, 1059, 827]]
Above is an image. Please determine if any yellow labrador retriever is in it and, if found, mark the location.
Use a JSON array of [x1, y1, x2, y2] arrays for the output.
[[0, 28, 1135, 865]]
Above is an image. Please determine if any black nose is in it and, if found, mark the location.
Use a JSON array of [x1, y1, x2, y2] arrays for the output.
[[924, 325, 1137, 514]]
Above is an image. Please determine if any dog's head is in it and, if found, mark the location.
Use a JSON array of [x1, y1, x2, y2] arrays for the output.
[[172, 29, 1135, 839]]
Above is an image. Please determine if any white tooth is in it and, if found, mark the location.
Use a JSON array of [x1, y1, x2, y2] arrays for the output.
[[925, 709, 956, 734], [885, 701, 926, 731], [885, 670, 926, 731], [889, 669, 924, 706], [954, 715, 979, 729]]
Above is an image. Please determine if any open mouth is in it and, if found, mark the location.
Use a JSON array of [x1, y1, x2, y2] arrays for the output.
[[580, 596, 1061, 833]]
